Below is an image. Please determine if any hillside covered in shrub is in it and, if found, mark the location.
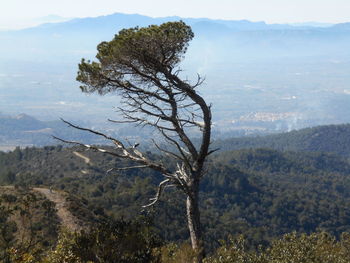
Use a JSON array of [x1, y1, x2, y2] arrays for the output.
[[1, 145, 350, 251], [214, 123, 350, 157]]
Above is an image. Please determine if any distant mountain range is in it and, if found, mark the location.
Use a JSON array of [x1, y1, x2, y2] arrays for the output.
[[1, 13, 350, 131], [0, 113, 105, 149], [1, 12, 350, 61]]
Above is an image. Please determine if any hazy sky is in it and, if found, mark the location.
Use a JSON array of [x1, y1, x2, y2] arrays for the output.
[[1, 0, 350, 29]]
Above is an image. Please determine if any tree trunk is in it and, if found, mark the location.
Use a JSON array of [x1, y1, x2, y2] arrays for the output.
[[186, 182, 204, 262]]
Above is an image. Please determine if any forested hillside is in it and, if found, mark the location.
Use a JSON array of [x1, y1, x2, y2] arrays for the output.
[[214, 123, 350, 157], [2, 145, 350, 251]]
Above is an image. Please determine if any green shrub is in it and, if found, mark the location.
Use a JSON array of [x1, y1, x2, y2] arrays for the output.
[[206, 232, 350, 263], [45, 217, 161, 263]]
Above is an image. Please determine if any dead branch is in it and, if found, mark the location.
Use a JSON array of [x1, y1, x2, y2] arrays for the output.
[[106, 165, 149, 173], [142, 179, 170, 208]]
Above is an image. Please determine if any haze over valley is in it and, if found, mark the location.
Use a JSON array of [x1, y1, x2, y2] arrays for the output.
[[1, 12, 350, 147]]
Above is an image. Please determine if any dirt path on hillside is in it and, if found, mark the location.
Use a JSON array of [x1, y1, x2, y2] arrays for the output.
[[33, 187, 82, 231], [0, 185, 14, 189], [73, 151, 91, 164]]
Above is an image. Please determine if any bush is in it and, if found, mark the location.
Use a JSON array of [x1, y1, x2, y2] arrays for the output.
[[152, 243, 199, 263], [205, 232, 350, 263], [44, 217, 162, 263]]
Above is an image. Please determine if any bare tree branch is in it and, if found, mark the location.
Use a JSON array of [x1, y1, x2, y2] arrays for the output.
[[106, 165, 149, 173], [53, 134, 171, 177], [142, 179, 171, 208], [152, 139, 184, 161], [60, 118, 126, 149]]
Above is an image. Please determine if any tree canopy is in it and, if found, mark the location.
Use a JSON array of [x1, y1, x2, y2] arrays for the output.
[[77, 21, 194, 95]]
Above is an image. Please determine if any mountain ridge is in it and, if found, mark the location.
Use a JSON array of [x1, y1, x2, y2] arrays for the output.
[[214, 123, 350, 157], [8, 12, 343, 34]]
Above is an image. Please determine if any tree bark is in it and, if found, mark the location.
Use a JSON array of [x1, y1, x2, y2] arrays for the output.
[[186, 181, 204, 262]]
